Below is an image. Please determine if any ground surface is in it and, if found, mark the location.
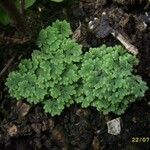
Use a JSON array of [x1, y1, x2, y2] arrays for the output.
[[0, 0, 150, 149]]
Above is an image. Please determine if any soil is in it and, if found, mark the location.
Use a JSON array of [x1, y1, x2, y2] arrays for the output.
[[0, 0, 150, 150]]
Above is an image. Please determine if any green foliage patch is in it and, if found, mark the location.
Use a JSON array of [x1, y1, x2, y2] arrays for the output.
[[6, 20, 82, 116], [79, 45, 148, 115], [6, 20, 148, 116]]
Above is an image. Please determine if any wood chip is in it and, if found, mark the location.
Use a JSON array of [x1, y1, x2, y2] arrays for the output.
[[92, 136, 101, 150], [16, 101, 31, 117], [72, 22, 82, 41], [7, 124, 18, 136]]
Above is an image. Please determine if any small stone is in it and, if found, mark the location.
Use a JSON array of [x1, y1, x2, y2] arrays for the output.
[[107, 117, 121, 135], [132, 117, 137, 123], [7, 124, 18, 136]]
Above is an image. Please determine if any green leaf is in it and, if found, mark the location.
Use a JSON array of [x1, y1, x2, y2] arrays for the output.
[[16, 0, 36, 9], [0, 9, 10, 25], [50, 0, 64, 2]]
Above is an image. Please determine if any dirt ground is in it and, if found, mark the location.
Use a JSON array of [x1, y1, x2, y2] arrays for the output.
[[0, 0, 150, 149]]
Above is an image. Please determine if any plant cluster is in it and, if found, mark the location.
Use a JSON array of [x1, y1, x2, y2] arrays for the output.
[[78, 45, 148, 114], [6, 20, 82, 116], [6, 20, 148, 116]]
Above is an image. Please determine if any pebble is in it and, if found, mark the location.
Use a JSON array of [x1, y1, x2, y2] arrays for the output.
[[107, 117, 121, 135], [7, 124, 18, 136]]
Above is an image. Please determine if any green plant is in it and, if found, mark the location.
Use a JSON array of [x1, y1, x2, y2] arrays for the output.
[[6, 20, 148, 116], [6, 20, 82, 116], [78, 45, 148, 115]]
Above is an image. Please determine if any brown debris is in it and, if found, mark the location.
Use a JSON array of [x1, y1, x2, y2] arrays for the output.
[[89, 12, 139, 55], [0, 54, 16, 80], [30, 118, 55, 134], [92, 136, 101, 150], [7, 124, 18, 136], [111, 31, 138, 55], [51, 127, 68, 148], [76, 108, 90, 118], [0, 34, 31, 45], [113, 0, 145, 5], [72, 22, 82, 41], [41, 119, 55, 131], [31, 123, 42, 134], [16, 101, 31, 117]]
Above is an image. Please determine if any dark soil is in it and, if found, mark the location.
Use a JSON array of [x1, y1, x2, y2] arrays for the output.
[[0, 0, 150, 149]]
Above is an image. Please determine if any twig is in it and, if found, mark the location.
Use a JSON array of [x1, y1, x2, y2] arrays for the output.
[[72, 21, 82, 41], [0, 34, 30, 44], [20, 0, 25, 15], [88, 12, 139, 55], [0, 54, 16, 79], [111, 31, 138, 55]]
